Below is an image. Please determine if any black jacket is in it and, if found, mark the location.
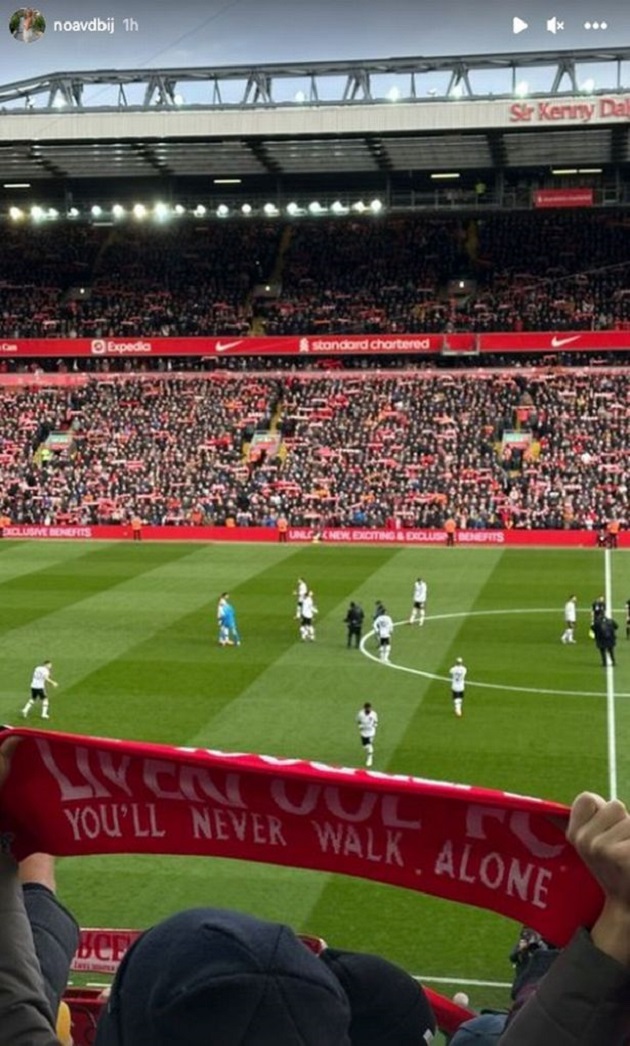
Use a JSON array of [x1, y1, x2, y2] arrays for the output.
[[345, 605, 365, 630], [594, 617, 618, 649]]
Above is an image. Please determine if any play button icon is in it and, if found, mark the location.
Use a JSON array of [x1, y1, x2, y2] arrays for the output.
[[512, 15, 529, 33]]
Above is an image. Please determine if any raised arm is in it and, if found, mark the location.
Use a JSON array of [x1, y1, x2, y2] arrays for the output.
[[0, 740, 62, 1046], [500, 792, 630, 1045]]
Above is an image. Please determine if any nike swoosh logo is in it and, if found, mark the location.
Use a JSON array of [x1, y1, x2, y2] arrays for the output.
[[551, 335, 581, 348], [215, 340, 244, 353]]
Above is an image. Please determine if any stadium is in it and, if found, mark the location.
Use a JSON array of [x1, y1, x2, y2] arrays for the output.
[[0, 4, 629, 1042]]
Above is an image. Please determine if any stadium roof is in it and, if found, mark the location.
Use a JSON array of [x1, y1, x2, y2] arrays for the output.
[[0, 49, 628, 200]]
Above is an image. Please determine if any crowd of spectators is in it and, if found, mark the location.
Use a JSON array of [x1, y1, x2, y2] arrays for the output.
[[257, 212, 630, 336], [0, 368, 626, 530], [0, 223, 277, 339], [2, 349, 630, 376], [0, 212, 629, 338]]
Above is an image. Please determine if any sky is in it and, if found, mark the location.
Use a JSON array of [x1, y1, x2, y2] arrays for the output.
[[0, 0, 628, 86]]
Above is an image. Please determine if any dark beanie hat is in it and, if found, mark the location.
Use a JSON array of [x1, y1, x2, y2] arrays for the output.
[[95, 908, 352, 1045], [320, 946, 436, 1044]]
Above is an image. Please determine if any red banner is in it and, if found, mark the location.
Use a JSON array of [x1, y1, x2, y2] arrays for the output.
[[533, 189, 594, 209], [478, 330, 630, 352], [3, 524, 625, 547], [0, 334, 445, 358], [0, 330, 629, 358], [72, 929, 142, 974], [0, 728, 603, 944]]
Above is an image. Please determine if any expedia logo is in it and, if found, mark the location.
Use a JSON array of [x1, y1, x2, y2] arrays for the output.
[[0, 342, 18, 353], [90, 340, 152, 356]]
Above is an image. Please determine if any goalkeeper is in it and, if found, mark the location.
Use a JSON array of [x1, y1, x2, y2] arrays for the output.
[[219, 599, 241, 647]]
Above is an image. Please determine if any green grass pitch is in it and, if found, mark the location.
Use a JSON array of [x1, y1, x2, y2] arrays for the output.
[[0, 540, 629, 1016]]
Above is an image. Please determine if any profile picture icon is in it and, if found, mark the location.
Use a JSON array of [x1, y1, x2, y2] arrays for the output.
[[10, 7, 46, 43]]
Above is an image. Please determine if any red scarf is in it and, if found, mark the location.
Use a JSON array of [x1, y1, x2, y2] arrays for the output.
[[0, 727, 603, 944]]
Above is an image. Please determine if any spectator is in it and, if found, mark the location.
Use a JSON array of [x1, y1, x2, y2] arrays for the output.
[[0, 738, 78, 1046], [500, 792, 630, 1043], [93, 909, 437, 1045]]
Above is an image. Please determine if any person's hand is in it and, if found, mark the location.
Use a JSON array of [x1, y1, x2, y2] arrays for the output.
[[568, 792, 630, 905], [568, 791, 630, 965]]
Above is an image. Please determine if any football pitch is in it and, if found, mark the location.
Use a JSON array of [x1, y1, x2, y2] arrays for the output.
[[1, 539, 629, 1013]]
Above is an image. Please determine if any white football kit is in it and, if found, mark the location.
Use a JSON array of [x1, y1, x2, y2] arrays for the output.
[[23, 664, 55, 720], [562, 598, 577, 644], [357, 707, 378, 766], [374, 613, 394, 661], [300, 593, 317, 640], [295, 579, 308, 619], [449, 663, 467, 718], [357, 708, 379, 738], [413, 581, 427, 604], [31, 664, 51, 690], [410, 580, 428, 624], [374, 613, 393, 639], [449, 664, 467, 692]]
